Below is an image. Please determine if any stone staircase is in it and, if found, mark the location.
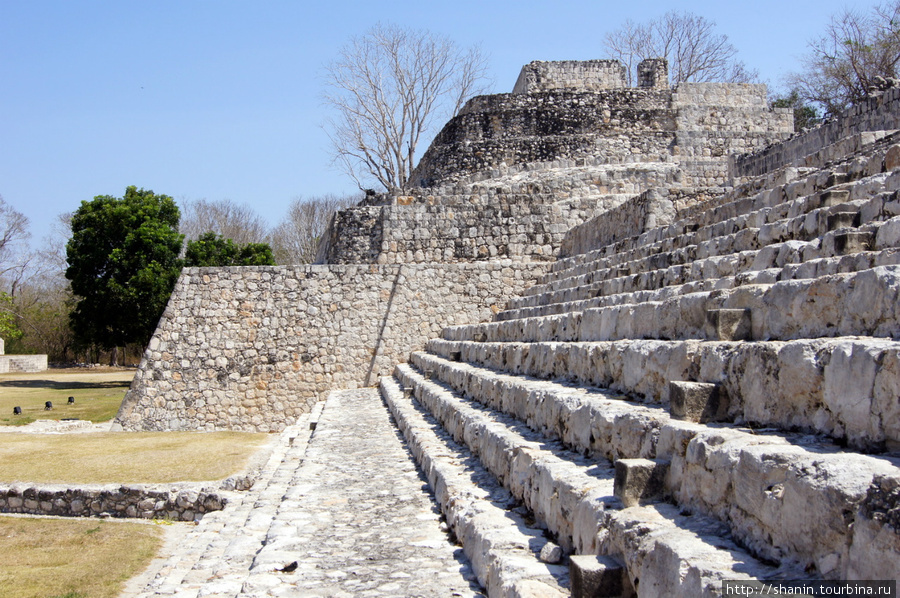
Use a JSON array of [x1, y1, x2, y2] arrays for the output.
[[380, 127, 900, 596]]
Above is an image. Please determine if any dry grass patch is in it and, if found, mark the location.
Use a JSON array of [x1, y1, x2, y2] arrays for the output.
[[0, 368, 135, 426], [0, 515, 163, 598], [0, 432, 271, 484]]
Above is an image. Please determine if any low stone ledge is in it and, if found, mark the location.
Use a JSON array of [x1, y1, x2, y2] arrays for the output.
[[0, 483, 228, 521]]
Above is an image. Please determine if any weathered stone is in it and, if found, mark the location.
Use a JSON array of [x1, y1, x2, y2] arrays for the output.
[[569, 554, 631, 598], [669, 381, 728, 423], [705, 308, 751, 341], [613, 459, 670, 507]]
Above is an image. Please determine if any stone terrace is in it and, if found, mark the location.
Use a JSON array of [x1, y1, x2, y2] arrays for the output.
[[116, 61, 900, 596]]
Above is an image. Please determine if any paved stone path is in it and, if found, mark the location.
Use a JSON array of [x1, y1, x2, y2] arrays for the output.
[[128, 389, 484, 598]]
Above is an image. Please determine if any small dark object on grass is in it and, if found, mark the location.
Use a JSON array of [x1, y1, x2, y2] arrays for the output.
[[44, 401, 53, 410], [277, 561, 298, 573], [13, 406, 21, 415], [68, 396, 75, 404]]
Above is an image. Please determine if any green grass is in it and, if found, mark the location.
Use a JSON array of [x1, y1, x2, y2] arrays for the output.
[[0, 516, 163, 598], [0, 368, 135, 426]]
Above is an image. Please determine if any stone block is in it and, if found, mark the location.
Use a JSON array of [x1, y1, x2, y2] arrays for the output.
[[819, 189, 850, 207], [705, 308, 751, 341], [669, 381, 728, 423], [613, 458, 669, 507], [826, 211, 859, 231], [885, 144, 900, 171], [834, 231, 874, 255], [569, 554, 632, 598]]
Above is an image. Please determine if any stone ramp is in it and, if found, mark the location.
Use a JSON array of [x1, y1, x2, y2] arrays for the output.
[[130, 390, 483, 598]]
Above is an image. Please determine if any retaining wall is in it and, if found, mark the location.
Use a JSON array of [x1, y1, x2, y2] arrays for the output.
[[0, 483, 227, 521], [0, 354, 48, 373], [116, 262, 548, 432]]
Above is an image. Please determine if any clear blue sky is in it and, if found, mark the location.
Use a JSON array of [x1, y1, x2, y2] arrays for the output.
[[1, 0, 855, 246]]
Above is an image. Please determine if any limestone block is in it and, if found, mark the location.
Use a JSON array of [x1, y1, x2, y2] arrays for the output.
[[669, 381, 728, 423], [884, 144, 900, 171], [569, 554, 631, 598], [833, 231, 874, 255], [705, 308, 751, 341], [819, 189, 850, 207], [614, 459, 669, 507]]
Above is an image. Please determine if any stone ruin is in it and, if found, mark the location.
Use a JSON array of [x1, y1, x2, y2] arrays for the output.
[[114, 58, 900, 594], [0, 337, 48, 373]]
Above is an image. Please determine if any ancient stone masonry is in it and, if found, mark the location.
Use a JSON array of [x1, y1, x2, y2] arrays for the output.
[[116, 262, 546, 432], [0, 483, 226, 521], [319, 58, 792, 265], [122, 59, 900, 596], [0, 337, 47, 373]]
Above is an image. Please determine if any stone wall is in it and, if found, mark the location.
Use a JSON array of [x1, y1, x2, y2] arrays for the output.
[[319, 192, 636, 265], [731, 86, 900, 179], [558, 187, 722, 257], [0, 354, 48, 373], [407, 89, 675, 189], [0, 483, 227, 521], [512, 60, 628, 94], [116, 262, 548, 432]]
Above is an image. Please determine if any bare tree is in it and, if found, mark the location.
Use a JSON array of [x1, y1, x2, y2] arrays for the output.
[[268, 193, 361, 264], [180, 198, 270, 246], [324, 23, 490, 193], [787, 1, 900, 116], [604, 11, 757, 85], [0, 195, 31, 280]]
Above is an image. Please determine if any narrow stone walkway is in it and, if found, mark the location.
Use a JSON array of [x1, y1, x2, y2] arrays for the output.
[[242, 389, 483, 597], [128, 389, 483, 598]]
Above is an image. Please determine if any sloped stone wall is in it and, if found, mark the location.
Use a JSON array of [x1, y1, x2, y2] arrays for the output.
[[116, 262, 547, 432], [731, 86, 900, 178]]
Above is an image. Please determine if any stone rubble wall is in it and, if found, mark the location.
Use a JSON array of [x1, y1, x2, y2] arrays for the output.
[[0, 483, 227, 521], [321, 191, 660, 265], [732, 86, 900, 178], [116, 262, 548, 432], [0, 354, 48, 373], [408, 90, 675, 189]]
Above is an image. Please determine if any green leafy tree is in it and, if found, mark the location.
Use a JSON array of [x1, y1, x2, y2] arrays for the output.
[[0, 291, 22, 342], [183, 232, 276, 267], [771, 90, 822, 131], [66, 186, 184, 353]]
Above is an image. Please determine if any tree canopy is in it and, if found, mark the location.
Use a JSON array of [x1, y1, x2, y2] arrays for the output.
[[324, 23, 489, 193], [184, 232, 276, 267], [65, 186, 183, 351], [787, 1, 900, 116]]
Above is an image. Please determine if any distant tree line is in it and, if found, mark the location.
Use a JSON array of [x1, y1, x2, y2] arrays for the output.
[[0, 188, 359, 364]]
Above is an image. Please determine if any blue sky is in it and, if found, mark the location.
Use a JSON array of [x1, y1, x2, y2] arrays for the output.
[[1, 0, 856, 245]]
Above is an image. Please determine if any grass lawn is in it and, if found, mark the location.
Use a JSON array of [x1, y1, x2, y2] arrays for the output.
[[0, 515, 164, 598], [0, 431, 271, 484], [0, 368, 136, 426]]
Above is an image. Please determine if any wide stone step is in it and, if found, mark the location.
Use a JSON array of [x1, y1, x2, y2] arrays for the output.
[[549, 141, 900, 279], [425, 336, 900, 450], [380, 376, 569, 598], [404, 351, 900, 577], [499, 247, 900, 322], [391, 365, 812, 596], [544, 159, 900, 293], [516, 194, 899, 311], [447, 266, 900, 347]]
